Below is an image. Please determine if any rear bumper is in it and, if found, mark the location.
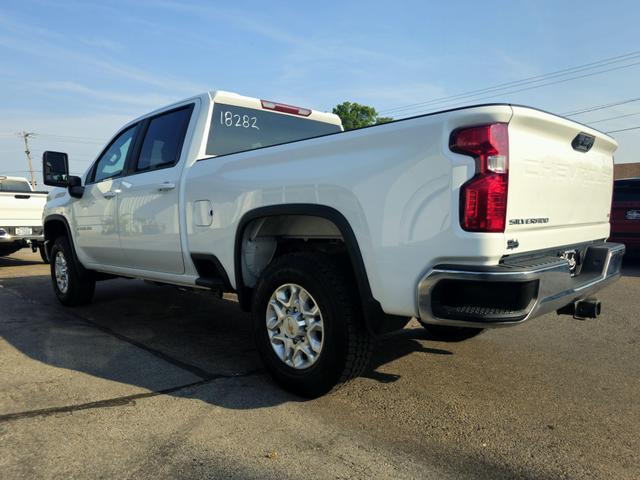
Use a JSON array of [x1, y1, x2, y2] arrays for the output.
[[417, 242, 625, 328], [0, 226, 44, 244]]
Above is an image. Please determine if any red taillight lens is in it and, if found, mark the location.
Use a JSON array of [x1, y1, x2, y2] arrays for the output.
[[451, 123, 509, 232]]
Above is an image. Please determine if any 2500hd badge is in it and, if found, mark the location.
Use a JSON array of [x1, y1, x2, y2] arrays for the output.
[[509, 217, 550, 225]]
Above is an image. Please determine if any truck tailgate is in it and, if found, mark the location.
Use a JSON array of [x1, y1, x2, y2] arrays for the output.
[[0, 192, 47, 226], [505, 107, 617, 253]]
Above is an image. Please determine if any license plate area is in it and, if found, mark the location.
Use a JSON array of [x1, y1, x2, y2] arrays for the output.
[[15, 227, 33, 236], [626, 209, 640, 220]]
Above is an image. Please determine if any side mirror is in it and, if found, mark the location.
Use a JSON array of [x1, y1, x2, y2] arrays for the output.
[[42, 151, 84, 198], [42, 151, 70, 187], [68, 175, 84, 198]]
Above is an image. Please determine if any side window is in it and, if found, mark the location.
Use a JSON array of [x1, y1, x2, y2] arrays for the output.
[[0, 179, 31, 192], [136, 106, 192, 172], [92, 125, 137, 183]]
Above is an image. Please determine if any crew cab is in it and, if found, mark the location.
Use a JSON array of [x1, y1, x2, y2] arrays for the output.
[[0, 175, 47, 261], [41, 91, 624, 396]]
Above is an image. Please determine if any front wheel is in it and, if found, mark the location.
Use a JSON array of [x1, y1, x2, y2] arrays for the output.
[[252, 253, 372, 398], [50, 236, 95, 306]]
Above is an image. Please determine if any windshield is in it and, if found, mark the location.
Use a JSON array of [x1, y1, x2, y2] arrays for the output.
[[0, 179, 31, 192], [206, 103, 342, 156]]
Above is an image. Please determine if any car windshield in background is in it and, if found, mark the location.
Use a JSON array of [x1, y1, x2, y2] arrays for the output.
[[0, 179, 31, 192], [206, 103, 341, 156], [613, 180, 640, 202]]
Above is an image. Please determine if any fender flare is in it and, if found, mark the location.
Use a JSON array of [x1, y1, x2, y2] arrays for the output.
[[43, 214, 81, 266]]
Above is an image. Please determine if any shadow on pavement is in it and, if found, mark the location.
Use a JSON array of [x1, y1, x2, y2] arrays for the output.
[[0, 255, 45, 268], [0, 274, 452, 412]]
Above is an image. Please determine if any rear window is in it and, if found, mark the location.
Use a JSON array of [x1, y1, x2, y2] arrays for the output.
[[206, 103, 341, 156], [0, 179, 31, 192], [613, 180, 640, 202], [137, 105, 193, 171]]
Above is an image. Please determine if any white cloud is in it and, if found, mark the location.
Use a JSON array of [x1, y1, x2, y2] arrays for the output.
[[35, 81, 177, 108]]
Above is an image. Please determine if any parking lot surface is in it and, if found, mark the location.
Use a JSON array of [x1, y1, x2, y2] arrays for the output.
[[0, 250, 638, 479]]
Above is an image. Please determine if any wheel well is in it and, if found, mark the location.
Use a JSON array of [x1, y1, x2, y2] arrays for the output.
[[239, 214, 346, 290], [234, 207, 369, 312], [234, 205, 410, 335], [44, 218, 69, 256]]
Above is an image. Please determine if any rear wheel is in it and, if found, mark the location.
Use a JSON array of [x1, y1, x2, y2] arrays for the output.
[[50, 236, 95, 306], [252, 253, 372, 397], [417, 319, 484, 342]]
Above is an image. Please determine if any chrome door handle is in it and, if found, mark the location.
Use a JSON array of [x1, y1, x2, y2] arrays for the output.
[[157, 182, 176, 192], [103, 191, 117, 199]]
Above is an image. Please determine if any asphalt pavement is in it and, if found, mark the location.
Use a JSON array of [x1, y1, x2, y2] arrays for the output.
[[0, 250, 638, 479]]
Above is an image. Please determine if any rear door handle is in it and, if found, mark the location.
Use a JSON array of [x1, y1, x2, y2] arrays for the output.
[[157, 182, 176, 192], [103, 191, 117, 199]]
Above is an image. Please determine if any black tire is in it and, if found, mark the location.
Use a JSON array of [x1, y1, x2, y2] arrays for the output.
[[417, 319, 484, 342], [252, 252, 372, 398], [39, 244, 49, 264], [50, 236, 95, 306]]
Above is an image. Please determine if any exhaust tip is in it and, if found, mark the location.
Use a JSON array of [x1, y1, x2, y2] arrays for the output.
[[557, 298, 601, 319]]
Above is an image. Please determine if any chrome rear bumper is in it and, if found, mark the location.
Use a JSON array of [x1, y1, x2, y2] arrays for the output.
[[0, 226, 44, 243], [417, 242, 625, 328]]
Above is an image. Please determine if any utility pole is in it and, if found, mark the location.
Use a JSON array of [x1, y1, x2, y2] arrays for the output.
[[18, 131, 36, 189]]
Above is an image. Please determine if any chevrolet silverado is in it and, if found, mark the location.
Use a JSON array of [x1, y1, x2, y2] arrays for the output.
[[41, 90, 624, 396]]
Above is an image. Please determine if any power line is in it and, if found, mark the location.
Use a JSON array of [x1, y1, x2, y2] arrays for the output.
[[0, 131, 105, 141], [380, 49, 640, 116], [36, 133, 105, 141], [606, 125, 640, 134], [0, 131, 105, 144], [381, 50, 640, 115], [562, 97, 640, 116], [588, 111, 640, 124], [385, 60, 640, 117]]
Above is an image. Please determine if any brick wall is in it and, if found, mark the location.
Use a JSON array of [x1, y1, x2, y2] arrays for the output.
[[614, 162, 640, 179]]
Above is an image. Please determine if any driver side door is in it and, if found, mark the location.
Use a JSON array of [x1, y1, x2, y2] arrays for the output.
[[72, 124, 139, 267]]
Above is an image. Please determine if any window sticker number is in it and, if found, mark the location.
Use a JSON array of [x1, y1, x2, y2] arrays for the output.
[[220, 111, 259, 130]]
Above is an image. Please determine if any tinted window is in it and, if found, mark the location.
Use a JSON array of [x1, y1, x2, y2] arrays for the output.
[[206, 103, 342, 156], [0, 179, 31, 192], [614, 180, 640, 202], [136, 106, 192, 171], [92, 125, 137, 183]]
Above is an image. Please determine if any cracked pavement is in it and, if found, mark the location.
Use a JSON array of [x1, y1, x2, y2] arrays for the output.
[[0, 250, 639, 479]]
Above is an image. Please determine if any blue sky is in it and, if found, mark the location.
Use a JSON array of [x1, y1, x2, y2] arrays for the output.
[[1, 0, 639, 184]]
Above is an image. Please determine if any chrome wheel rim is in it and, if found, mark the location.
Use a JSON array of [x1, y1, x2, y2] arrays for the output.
[[54, 251, 69, 294], [266, 283, 324, 369]]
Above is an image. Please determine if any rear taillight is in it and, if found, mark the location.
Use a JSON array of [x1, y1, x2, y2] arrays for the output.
[[450, 123, 509, 232]]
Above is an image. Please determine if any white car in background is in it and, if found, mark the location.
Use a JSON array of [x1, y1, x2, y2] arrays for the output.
[[0, 176, 48, 262]]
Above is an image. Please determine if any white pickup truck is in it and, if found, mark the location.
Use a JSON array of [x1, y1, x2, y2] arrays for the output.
[[0, 176, 47, 261], [42, 90, 624, 397]]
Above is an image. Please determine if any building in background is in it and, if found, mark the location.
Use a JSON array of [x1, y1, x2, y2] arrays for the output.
[[614, 162, 640, 179]]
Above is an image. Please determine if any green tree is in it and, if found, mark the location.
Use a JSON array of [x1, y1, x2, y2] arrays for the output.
[[332, 102, 393, 130]]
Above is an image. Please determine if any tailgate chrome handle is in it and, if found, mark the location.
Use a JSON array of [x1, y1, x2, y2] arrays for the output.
[[157, 182, 176, 192], [103, 191, 117, 199]]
